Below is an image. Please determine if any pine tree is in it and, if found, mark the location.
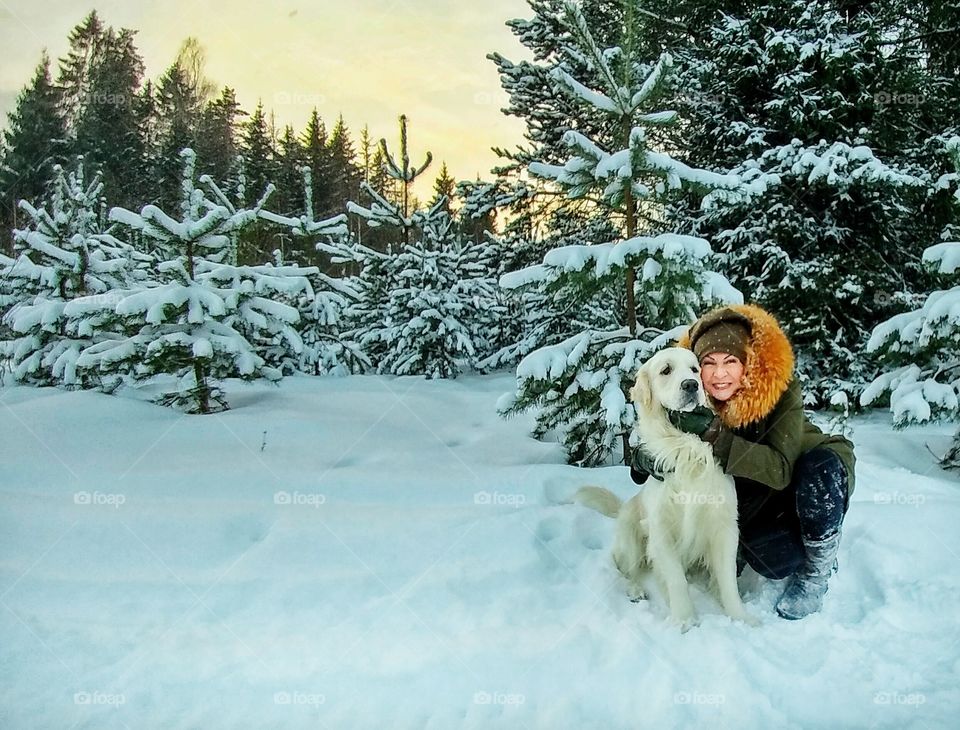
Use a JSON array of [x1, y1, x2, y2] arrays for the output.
[[61, 19, 150, 210], [0, 53, 68, 252], [194, 86, 244, 193], [56, 11, 106, 132], [64, 149, 312, 413], [862, 135, 960, 468], [154, 63, 199, 209], [241, 101, 277, 205], [257, 164, 367, 375], [0, 160, 146, 387], [382, 115, 432, 247], [366, 200, 486, 378], [153, 40, 215, 210], [237, 101, 279, 263], [326, 114, 362, 225], [300, 108, 333, 220], [497, 1, 742, 465], [338, 239, 393, 370], [482, 0, 670, 381], [344, 119, 434, 372], [430, 162, 456, 215], [663, 0, 931, 403], [275, 125, 305, 220], [353, 124, 392, 254]]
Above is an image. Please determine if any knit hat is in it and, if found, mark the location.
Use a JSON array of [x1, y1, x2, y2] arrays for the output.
[[688, 308, 752, 364]]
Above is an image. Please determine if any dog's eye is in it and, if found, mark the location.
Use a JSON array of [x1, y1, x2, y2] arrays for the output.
[[660, 365, 672, 376], [691, 366, 699, 373]]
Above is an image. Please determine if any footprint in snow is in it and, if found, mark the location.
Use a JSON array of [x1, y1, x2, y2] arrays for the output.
[[542, 476, 577, 506]]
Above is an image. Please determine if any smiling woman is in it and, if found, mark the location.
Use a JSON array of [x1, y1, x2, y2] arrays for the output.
[[699, 352, 745, 401]]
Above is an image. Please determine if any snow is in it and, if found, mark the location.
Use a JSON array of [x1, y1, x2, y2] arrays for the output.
[[2, 375, 958, 728], [517, 330, 592, 381], [532, 233, 715, 282], [498, 263, 550, 291], [548, 66, 619, 114], [644, 150, 741, 190], [923, 242, 960, 275]]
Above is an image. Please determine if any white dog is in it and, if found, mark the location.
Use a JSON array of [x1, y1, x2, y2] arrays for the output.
[[576, 347, 757, 629]]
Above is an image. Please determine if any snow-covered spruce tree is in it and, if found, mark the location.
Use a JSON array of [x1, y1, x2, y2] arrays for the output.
[[336, 236, 394, 371], [455, 231, 511, 369], [371, 199, 490, 379], [344, 115, 433, 369], [664, 0, 928, 404], [455, 179, 527, 370], [0, 252, 20, 380], [482, 0, 638, 370], [0, 160, 147, 387], [861, 136, 960, 468], [260, 165, 369, 375], [64, 148, 313, 413], [500, 234, 741, 466], [379, 114, 432, 248], [497, 1, 746, 466], [0, 51, 68, 249], [471, 192, 623, 371]]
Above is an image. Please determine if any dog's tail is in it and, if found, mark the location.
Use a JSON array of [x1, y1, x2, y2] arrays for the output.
[[573, 486, 622, 518]]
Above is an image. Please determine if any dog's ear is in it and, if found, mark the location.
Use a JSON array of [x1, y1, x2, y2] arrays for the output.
[[630, 368, 653, 410]]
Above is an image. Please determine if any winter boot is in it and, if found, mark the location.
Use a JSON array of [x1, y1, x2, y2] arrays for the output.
[[775, 530, 841, 620]]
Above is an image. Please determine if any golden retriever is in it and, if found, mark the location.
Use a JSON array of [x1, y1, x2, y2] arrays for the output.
[[576, 347, 757, 629]]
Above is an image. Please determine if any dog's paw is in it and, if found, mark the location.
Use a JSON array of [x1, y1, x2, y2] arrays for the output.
[[669, 611, 698, 633], [627, 585, 647, 602], [726, 609, 761, 627]]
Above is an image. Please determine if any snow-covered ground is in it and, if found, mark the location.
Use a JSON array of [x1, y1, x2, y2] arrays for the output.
[[1, 373, 958, 729]]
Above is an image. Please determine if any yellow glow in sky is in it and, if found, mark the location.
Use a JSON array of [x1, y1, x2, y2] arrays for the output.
[[0, 0, 534, 197]]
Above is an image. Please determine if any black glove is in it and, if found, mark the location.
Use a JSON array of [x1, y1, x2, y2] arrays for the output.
[[629, 444, 666, 485], [666, 405, 717, 436], [667, 405, 727, 452]]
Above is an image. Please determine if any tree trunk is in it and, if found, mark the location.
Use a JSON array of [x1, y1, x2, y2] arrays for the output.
[[621, 115, 638, 466], [194, 359, 209, 414], [622, 115, 637, 338], [941, 427, 960, 469]]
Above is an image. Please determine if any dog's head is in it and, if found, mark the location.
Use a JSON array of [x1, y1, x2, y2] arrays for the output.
[[630, 347, 707, 414]]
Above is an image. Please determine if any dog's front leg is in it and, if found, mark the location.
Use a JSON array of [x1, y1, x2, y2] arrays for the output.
[[709, 526, 759, 626], [647, 536, 695, 630]]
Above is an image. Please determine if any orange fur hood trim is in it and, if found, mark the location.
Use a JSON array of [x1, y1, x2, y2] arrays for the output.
[[676, 304, 795, 429]]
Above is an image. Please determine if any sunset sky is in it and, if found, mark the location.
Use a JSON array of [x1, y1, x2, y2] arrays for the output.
[[0, 0, 534, 196]]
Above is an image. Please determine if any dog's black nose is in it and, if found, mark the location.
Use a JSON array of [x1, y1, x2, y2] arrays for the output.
[[681, 378, 699, 393]]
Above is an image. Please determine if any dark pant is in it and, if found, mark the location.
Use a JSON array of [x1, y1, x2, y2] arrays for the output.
[[738, 448, 850, 580]]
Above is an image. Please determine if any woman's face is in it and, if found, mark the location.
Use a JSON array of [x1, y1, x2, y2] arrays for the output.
[[699, 351, 744, 401]]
